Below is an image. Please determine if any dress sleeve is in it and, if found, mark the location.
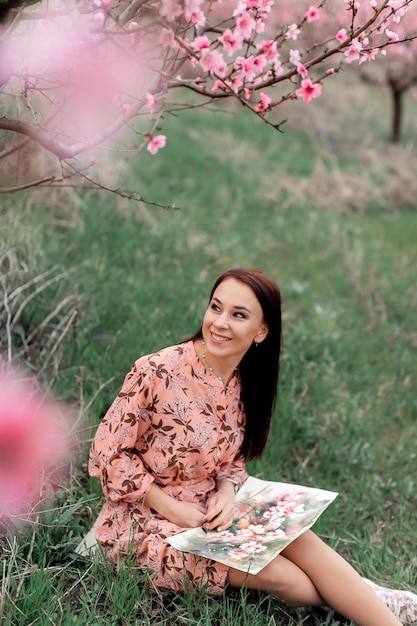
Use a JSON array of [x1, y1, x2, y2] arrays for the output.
[[88, 359, 155, 504], [216, 453, 248, 490]]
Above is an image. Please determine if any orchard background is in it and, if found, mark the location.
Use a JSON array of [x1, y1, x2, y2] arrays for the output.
[[1, 0, 417, 624]]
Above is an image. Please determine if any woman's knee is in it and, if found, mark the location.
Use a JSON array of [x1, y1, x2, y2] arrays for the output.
[[227, 555, 299, 597]]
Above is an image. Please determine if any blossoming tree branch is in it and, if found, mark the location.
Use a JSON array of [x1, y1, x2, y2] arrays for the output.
[[0, 0, 416, 197]]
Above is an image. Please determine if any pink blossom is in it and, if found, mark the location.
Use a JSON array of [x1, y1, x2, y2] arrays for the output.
[[254, 17, 266, 34], [147, 134, 166, 155], [253, 54, 267, 73], [224, 75, 244, 93], [159, 0, 181, 21], [344, 38, 363, 63], [370, 0, 377, 8], [244, 87, 252, 99], [385, 28, 399, 42], [234, 55, 258, 81], [212, 79, 226, 90], [246, 0, 273, 10], [235, 12, 256, 39], [388, 0, 408, 20], [296, 78, 322, 103], [0, 365, 72, 526], [273, 60, 284, 76], [256, 39, 279, 62], [199, 48, 227, 76], [336, 28, 348, 43], [254, 91, 271, 113], [284, 23, 301, 40], [184, 0, 206, 25], [158, 28, 178, 49], [219, 29, 243, 55], [93, 10, 105, 23], [296, 62, 308, 78], [289, 49, 301, 64], [305, 5, 320, 22], [145, 92, 157, 113], [191, 35, 211, 51]]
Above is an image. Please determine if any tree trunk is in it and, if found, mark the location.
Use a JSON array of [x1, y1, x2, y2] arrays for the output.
[[390, 86, 404, 144]]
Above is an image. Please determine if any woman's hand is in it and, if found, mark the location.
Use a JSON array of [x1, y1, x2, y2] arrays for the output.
[[165, 499, 207, 528], [143, 483, 206, 528], [203, 482, 236, 532]]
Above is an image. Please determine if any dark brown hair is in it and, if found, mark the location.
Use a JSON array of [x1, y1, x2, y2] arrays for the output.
[[189, 268, 282, 460]]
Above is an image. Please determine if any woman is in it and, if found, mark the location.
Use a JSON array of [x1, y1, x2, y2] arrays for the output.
[[89, 268, 417, 626]]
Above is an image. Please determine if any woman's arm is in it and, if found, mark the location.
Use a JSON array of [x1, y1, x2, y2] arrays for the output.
[[143, 483, 206, 528], [89, 361, 155, 503]]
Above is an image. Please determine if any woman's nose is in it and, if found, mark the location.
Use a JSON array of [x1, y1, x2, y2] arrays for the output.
[[214, 311, 229, 327]]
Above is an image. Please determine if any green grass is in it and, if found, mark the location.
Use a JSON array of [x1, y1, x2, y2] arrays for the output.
[[1, 72, 417, 624]]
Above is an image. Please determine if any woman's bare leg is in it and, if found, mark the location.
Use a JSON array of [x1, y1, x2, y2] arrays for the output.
[[226, 530, 402, 626], [227, 549, 325, 607]]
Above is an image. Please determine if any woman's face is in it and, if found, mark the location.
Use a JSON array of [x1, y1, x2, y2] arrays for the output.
[[202, 277, 268, 365]]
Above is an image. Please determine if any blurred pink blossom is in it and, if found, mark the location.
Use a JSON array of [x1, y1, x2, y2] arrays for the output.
[[305, 5, 320, 22], [296, 78, 322, 103], [0, 364, 73, 527], [254, 91, 271, 113], [147, 134, 167, 154], [336, 28, 348, 43]]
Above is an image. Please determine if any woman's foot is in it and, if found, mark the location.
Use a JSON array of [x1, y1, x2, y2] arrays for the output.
[[363, 578, 417, 625]]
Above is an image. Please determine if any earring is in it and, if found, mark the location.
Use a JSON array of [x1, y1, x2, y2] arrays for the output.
[[254, 342, 259, 347]]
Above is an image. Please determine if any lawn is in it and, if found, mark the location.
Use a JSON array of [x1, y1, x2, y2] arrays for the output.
[[1, 72, 416, 625]]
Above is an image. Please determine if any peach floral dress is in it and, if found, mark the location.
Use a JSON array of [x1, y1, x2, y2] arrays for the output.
[[89, 341, 248, 593]]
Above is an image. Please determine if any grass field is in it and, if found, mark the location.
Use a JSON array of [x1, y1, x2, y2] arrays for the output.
[[1, 72, 417, 625]]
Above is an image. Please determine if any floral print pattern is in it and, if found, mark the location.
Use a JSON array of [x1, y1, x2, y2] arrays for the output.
[[89, 341, 248, 593]]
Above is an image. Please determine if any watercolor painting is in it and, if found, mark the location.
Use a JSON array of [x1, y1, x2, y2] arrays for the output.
[[166, 476, 338, 574]]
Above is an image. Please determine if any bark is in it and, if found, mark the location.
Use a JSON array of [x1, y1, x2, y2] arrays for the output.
[[389, 85, 404, 144]]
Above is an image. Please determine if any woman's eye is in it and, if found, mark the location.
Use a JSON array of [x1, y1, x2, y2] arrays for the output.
[[211, 304, 221, 312], [234, 312, 246, 319]]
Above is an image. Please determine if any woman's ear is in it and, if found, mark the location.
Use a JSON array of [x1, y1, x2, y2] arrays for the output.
[[255, 324, 269, 344]]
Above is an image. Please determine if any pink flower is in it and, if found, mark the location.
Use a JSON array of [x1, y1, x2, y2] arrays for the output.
[[296, 62, 308, 78], [289, 49, 301, 64], [256, 39, 278, 62], [273, 60, 284, 76], [385, 28, 399, 42], [212, 79, 226, 90], [305, 5, 320, 22], [147, 134, 166, 155], [254, 91, 271, 113], [159, 0, 182, 21], [199, 48, 227, 76], [224, 75, 244, 93], [253, 54, 267, 73], [191, 35, 211, 51], [296, 78, 322, 103], [184, 0, 206, 25], [284, 23, 301, 40], [145, 92, 157, 113], [235, 11, 256, 39], [0, 365, 72, 526], [344, 38, 362, 63], [234, 55, 258, 82], [336, 28, 348, 43], [219, 29, 243, 55], [158, 28, 178, 49]]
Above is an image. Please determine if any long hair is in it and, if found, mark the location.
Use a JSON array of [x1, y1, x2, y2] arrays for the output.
[[188, 268, 282, 460]]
